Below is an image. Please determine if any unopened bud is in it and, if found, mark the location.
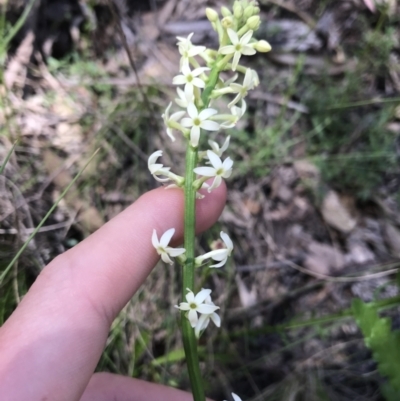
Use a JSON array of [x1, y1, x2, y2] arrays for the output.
[[221, 16, 234, 29], [206, 8, 219, 22], [246, 15, 260, 30], [233, 3, 243, 19], [243, 5, 254, 19], [221, 6, 232, 17], [254, 39, 271, 52]]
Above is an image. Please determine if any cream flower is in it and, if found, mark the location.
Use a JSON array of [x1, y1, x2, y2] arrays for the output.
[[208, 136, 230, 158], [220, 29, 256, 71], [148, 150, 171, 182], [175, 87, 194, 109], [181, 103, 220, 147], [148, 150, 184, 185], [172, 65, 210, 98], [162, 102, 186, 141], [152, 228, 185, 265], [175, 288, 219, 328], [195, 231, 233, 268], [194, 151, 233, 192], [194, 293, 221, 338], [228, 68, 257, 107], [177, 33, 206, 68]]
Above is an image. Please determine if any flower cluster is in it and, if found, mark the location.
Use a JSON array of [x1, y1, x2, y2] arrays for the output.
[[149, 0, 270, 334], [148, 2, 270, 399]]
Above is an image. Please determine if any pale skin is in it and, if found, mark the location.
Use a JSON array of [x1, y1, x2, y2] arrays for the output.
[[0, 184, 226, 401]]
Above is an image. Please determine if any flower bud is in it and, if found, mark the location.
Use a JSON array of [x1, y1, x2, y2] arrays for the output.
[[221, 6, 232, 17], [233, 2, 243, 19], [206, 7, 219, 23], [246, 15, 260, 30], [221, 16, 234, 29], [243, 5, 254, 19], [254, 39, 271, 52]]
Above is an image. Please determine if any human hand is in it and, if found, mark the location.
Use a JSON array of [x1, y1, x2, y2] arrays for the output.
[[0, 184, 226, 401]]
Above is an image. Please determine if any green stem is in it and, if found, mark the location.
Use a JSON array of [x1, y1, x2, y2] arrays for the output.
[[182, 145, 204, 401], [181, 63, 222, 401]]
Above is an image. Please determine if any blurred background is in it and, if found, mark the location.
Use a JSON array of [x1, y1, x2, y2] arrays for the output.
[[1, 0, 400, 400]]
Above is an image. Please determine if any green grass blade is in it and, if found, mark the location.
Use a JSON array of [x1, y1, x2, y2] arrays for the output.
[[0, 148, 100, 285], [3, 0, 36, 46], [0, 140, 17, 174]]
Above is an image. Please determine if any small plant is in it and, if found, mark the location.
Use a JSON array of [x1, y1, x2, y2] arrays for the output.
[[147, 2, 271, 400]]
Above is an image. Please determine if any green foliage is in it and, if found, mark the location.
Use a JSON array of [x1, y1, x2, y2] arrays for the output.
[[352, 298, 400, 399]]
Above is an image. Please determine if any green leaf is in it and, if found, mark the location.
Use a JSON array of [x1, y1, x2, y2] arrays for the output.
[[352, 298, 400, 397]]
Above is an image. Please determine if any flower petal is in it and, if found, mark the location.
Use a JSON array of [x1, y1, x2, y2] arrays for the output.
[[210, 312, 221, 327], [219, 45, 235, 55], [240, 30, 253, 45], [193, 166, 216, 177], [161, 252, 173, 264], [167, 247, 186, 257], [232, 51, 240, 71], [221, 231, 233, 251], [241, 46, 257, 56], [190, 126, 201, 147], [199, 107, 217, 120], [172, 75, 187, 85], [159, 228, 175, 247], [194, 288, 212, 304], [197, 304, 219, 314], [227, 28, 239, 45], [209, 257, 227, 268], [151, 229, 159, 248], [192, 77, 206, 88], [188, 309, 198, 327], [181, 117, 194, 128], [187, 102, 198, 119], [200, 120, 220, 131], [207, 150, 222, 169]]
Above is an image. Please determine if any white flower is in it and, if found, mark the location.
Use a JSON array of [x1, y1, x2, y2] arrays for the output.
[[181, 103, 220, 147], [208, 136, 230, 158], [220, 29, 256, 71], [194, 150, 233, 192], [224, 393, 243, 401], [194, 293, 221, 338], [172, 64, 210, 98], [175, 87, 194, 108], [219, 101, 247, 129], [152, 228, 185, 265], [162, 102, 186, 141], [175, 288, 219, 328], [148, 150, 184, 185], [195, 231, 233, 268], [148, 150, 171, 182], [177, 33, 206, 68], [228, 68, 256, 107]]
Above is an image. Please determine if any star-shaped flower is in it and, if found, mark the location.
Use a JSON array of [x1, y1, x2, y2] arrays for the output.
[[162, 102, 186, 141], [148, 150, 171, 182], [177, 33, 206, 68], [175, 288, 219, 328], [172, 65, 210, 98], [194, 150, 233, 192], [152, 228, 185, 265], [194, 293, 221, 338], [219, 29, 256, 71], [208, 136, 230, 158], [195, 231, 234, 268], [175, 87, 194, 109], [181, 103, 220, 147], [228, 68, 257, 107]]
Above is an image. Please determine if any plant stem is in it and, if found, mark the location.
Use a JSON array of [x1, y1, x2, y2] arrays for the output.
[[181, 63, 222, 401], [182, 145, 204, 401]]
